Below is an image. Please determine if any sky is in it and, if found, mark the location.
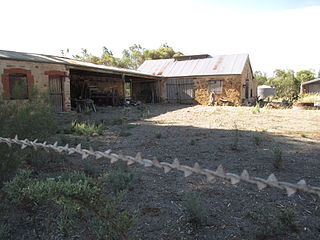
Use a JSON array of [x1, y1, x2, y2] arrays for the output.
[[1, 0, 320, 76]]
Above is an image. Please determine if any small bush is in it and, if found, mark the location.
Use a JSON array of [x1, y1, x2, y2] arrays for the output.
[[252, 135, 262, 146], [245, 207, 298, 238], [183, 192, 205, 227], [190, 139, 196, 145], [138, 105, 149, 119], [3, 169, 133, 239], [230, 124, 240, 151], [272, 145, 283, 169], [155, 132, 162, 139], [0, 100, 57, 184], [0, 223, 10, 239], [72, 121, 104, 137], [251, 103, 261, 114], [108, 161, 133, 194]]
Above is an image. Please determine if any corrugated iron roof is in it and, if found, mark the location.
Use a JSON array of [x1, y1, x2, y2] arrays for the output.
[[138, 54, 249, 77], [0, 49, 159, 78], [301, 78, 320, 85]]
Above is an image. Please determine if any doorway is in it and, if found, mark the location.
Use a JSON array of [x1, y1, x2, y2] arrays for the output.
[[49, 75, 64, 111]]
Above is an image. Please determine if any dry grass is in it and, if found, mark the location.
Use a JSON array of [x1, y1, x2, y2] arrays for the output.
[[149, 105, 320, 139]]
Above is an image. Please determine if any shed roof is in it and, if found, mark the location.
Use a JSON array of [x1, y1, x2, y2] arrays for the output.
[[0, 49, 159, 78], [301, 78, 320, 86], [138, 53, 249, 77]]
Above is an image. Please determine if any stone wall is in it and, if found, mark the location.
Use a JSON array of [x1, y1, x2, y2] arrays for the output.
[[194, 75, 242, 105], [70, 73, 124, 99], [240, 59, 257, 103], [0, 60, 71, 110]]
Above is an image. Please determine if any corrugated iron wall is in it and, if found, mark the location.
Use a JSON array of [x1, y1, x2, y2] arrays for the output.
[[166, 78, 194, 104]]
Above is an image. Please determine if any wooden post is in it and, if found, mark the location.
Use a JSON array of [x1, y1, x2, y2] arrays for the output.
[[122, 74, 126, 102]]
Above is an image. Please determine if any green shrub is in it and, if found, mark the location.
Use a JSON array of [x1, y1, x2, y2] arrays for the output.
[[108, 161, 133, 194], [0, 223, 10, 239], [72, 121, 104, 137], [251, 103, 261, 114], [190, 139, 196, 145], [155, 132, 162, 139], [0, 100, 57, 184], [3, 169, 133, 239], [272, 145, 283, 169], [230, 124, 240, 151], [245, 207, 298, 238], [138, 105, 149, 119], [252, 135, 262, 146], [183, 192, 205, 227]]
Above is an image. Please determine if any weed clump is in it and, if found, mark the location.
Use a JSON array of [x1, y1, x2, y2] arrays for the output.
[[251, 103, 261, 114], [3, 168, 133, 239], [252, 135, 262, 146], [108, 161, 133, 194], [245, 207, 299, 239], [72, 121, 104, 137], [183, 192, 205, 227], [230, 123, 240, 151], [272, 145, 283, 169], [119, 107, 132, 137], [0, 100, 57, 184]]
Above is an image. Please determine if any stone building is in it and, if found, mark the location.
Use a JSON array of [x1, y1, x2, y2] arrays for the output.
[[138, 54, 257, 105], [0, 50, 160, 111], [0, 50, 256, 111]]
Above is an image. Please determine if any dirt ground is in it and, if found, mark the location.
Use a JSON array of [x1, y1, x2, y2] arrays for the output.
[[56, 105, 320, 239]]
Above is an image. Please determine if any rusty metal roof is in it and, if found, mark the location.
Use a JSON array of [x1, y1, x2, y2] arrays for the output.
[[0, 49, 159, 78], [138, 54, 249, 77]]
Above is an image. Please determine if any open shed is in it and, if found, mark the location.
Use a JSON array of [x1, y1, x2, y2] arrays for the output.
[[0, 50, 161, 111], [300, 78, 320, 94]]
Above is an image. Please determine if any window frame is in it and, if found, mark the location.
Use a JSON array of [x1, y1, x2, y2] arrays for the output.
[[8, 73, 29, 100], [1, 68, 34, 100], [208, 79, 224, 94]]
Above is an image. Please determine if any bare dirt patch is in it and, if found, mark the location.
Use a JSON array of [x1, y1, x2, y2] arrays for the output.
[[53, 104, 320, 239], [6, 104, 320, 239]]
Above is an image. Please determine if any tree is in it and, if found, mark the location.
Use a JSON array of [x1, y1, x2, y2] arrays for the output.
[[144, 43, 183, 60], [118, 43, 184, 69], [118, 44, 146, 69], [296, 70, 315, 83], [254, 71, 268, 85], [268, 69, 300, 100], [70, 44, 183, 70], [73, 48, 101, 63]]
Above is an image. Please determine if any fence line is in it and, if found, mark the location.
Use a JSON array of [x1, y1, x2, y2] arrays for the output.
[[1, 136, 319, 198]]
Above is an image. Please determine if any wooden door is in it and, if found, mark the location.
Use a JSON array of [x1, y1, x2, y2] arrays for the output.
[[245, 80, 249, 99], [49, 76, 64, 111], [167, 78, 194, 104]]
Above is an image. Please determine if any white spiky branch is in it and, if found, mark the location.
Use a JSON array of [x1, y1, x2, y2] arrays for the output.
[[0, 136, 319, 197]]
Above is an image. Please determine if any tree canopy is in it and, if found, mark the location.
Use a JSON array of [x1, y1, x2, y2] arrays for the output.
[[71, 44, 183, 70], [254, 69, 316, 100]]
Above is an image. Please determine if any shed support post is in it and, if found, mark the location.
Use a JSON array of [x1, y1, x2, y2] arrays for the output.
[[122, 74, 126, 102]]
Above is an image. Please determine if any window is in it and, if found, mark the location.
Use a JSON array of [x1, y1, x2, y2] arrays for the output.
[[9, 73, 28, 99], [208, 80, 223, 94]]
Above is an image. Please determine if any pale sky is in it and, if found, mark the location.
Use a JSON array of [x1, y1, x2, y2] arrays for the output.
[[1, 0, 320, 76]]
